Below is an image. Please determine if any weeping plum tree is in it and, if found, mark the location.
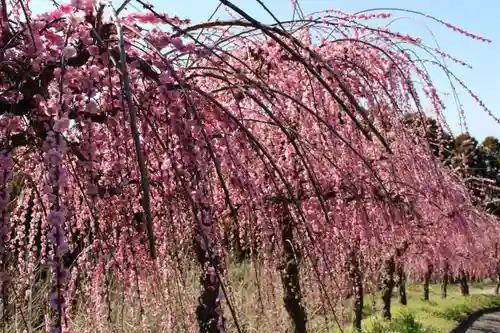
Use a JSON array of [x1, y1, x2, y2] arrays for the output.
[[0, 0, 498, 332], [0, 152, 12, 324]]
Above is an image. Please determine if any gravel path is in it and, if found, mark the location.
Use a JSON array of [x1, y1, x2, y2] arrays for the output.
[[450, 287, 500, 333], [462, 311, 500, 333]]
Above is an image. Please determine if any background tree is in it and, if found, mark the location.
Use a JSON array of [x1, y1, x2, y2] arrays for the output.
[[478, 136, 500, 217]]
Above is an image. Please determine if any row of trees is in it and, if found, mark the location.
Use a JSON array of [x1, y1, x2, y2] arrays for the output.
[[0, 1, 497, 333], [370, 116, 500, 326]]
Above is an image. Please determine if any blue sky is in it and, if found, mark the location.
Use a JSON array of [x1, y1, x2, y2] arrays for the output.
[[31, 0, 499, 142]]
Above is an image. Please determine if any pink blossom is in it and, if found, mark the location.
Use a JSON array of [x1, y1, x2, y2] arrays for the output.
[[53, 118, 70, 132], [6, 117, 22, 132], [59, 4, 73, 13], [85, 101, 98, 114], [88, 45, 99, 56], [44, 149, 62, 165], [61, 46, 77, 58], [47, 211, 64, 227], [159, 72, 171, 84], [69, 11, 86, 26], [170, 37, 184, 50], [71, 0, 94, 12], [43, 185, 53, 194]]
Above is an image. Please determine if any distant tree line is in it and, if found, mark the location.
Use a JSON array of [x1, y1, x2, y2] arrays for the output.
[[404, 113, 500, 218]]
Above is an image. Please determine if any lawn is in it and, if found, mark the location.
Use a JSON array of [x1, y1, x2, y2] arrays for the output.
[[5, 259, 500, 333], [349, 283, 500, 333]]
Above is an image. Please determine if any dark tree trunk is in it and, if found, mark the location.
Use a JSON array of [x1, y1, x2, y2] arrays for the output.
[[442, 262, 449, 298], [394, 241, 408, 307], [176, 101, 228, 333], [423, 264, 433, 301], [371, 290, 377, 313], [353, 283, 364, 331], [496, 277, 500, 295], [459, 270, 469, 296], [223, 221, 248, 263], [193, 206, 227, 333], [279, 208, 307, 333], [348, 251, 364, 331], [1, 281, 10, 327], [381, 257, 395, 320], [397, 265, 407, 306]]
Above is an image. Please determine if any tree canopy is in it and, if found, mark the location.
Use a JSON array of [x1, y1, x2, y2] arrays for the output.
[[0, 1, 498, 333]]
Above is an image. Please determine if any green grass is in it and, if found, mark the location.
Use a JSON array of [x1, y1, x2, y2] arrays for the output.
[[4, 259, 499, 333], [355, 283, 500, 333], [369, 312, 439, 333]]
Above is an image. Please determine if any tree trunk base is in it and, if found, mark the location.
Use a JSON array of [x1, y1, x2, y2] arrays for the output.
[[441, 264, 449, 298], [382, 257, 395, 320], [460, 271, 470, 296], [279, 209, 307, 333], [398, 266, 407, 306]]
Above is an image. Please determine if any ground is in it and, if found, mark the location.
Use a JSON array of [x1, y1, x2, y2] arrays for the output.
[[356, 283, 500, 333]]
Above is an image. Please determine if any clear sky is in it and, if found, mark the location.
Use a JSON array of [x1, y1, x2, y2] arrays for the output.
[[31, 0, 499, 142]]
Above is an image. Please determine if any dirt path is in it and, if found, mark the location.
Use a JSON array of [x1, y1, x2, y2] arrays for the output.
[[471, 287, 497, 296]]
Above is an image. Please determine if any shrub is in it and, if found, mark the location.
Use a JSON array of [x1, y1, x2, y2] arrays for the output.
[[367, 312, 439, 333]]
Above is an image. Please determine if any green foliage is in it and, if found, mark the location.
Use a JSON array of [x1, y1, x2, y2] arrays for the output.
[[402, 113, 454, 163], [367, 312, 440, 333], [480, 136, 500, 184], [402, 114, 500, 217], [454, 133, 479, 155], [437, 303, 472, 320], [434, 294, 500, 321], [368, 322, 387, 333], [360, 284, 500, 333]]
